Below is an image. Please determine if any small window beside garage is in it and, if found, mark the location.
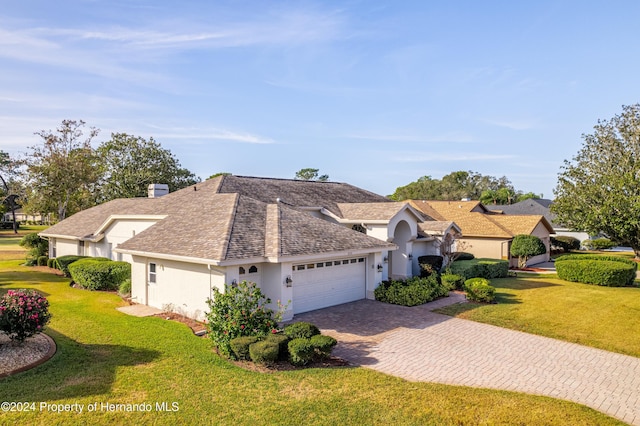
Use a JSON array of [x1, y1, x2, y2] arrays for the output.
[[306, 264, 315, 269], [325, 262, 332, 267], [316, 263, 324, 268], [149, 263, 157, 284], [358, 258, 365, 262], [248, 265, 258, 273]]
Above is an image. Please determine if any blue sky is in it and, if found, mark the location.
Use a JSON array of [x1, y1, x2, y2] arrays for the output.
[[2, 1, 639, 198]]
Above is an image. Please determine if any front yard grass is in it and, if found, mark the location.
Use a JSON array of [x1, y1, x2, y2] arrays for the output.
[[436, 274, 640, 358], [0, 260, 625, 425]]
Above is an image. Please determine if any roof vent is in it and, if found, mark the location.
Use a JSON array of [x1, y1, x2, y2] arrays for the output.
[[148, 184, 169, 198]]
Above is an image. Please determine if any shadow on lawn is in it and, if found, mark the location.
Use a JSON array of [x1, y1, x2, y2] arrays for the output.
[[0, 328, 160, 400]]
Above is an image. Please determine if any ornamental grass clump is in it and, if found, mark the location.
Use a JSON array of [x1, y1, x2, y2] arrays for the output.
[[206, 281, 286, 358], [0, 289, 52, 342]]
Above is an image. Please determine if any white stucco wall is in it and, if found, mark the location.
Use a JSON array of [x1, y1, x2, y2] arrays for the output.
[[52, 238, 81, 257], [527, 222, 552, 265], [130, 256, 225, 321]]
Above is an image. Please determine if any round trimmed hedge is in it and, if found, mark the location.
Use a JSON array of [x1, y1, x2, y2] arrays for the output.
[[555, 257, 636, 287], [68, 258, 131, 291]]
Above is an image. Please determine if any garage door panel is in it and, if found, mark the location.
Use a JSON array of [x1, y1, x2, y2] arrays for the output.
[[292, 258, 365, 314]]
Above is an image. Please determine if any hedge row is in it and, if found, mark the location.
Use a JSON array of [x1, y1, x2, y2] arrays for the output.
[[555, 259, 636, 287], [449, 258, 509, 280], [68, 258, 131, 291], [55, 255, 90, 277], [374, 274, 450, 307], [555, 254, 637, 270]]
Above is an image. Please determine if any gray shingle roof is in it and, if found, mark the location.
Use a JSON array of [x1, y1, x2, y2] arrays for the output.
[[213, 175, 392, 217], [486, 199, 558, 227], [336, 202, 422, 221], [49, 176, 397, 263], [117, 193, 394, 262], [40, 198, 162, 239]]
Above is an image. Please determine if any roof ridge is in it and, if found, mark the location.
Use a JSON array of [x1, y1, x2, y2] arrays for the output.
[[264, 204, 281, 258], [220, 193, 241, 260]]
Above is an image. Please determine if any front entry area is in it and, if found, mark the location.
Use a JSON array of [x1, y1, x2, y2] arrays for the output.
[[292, 257, 366, 314]]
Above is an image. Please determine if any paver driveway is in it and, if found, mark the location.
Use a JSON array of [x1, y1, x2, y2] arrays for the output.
[[294, 295, 640, 426]]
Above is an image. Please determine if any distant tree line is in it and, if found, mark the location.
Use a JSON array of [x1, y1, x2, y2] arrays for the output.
[[1, 119, 199, 222], [389, 170, 541, 204]]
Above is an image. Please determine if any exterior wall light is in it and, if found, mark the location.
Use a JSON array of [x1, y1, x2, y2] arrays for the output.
[[407, 253, 413, 260], [231, 279, 238, 287], [383, 256, 388, 263], [285, 276, 293, 287], [377, 264, 383, 272]]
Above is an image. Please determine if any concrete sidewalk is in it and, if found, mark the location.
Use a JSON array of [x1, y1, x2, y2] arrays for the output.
[[294, 297, 640, 425]]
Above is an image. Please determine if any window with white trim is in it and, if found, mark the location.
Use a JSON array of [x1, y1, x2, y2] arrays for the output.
[[149, 263, 157, 284]]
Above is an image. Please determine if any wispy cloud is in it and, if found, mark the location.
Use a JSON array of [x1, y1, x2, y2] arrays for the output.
[[481, 118, 536, 130], [142, 124, 275, 144], [392, 153, 516, 162]]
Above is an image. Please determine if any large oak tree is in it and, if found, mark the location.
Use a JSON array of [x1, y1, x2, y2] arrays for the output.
[[552, 104, 640, 258], [97, 133, 199, 201], [25, 120, 101, 221]]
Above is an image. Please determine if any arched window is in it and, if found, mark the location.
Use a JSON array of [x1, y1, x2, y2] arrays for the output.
[[239, 267, 246, 275], [352, 224, 366, 234], [248, 265, 258, 274]]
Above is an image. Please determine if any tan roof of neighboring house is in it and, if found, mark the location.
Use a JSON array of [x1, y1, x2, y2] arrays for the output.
[[409, 200, 552, 238]]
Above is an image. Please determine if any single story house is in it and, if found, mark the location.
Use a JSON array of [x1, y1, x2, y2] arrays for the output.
[[40, 176, 459, 320], [486, 199, 590, 244], [409, 199, 554, 267]]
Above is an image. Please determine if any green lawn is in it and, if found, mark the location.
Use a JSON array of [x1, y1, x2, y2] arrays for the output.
[[437, 274, 640, 358], [0, 259, 625, 425]]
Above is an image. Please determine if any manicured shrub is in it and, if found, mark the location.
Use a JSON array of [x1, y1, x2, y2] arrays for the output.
[[418, 255, 444, 277], [19, 233, 48, 263], [441, 273, 464, 290], [464, 278, 496, 303], [249, 340, 280, 365], [37, 256, 48, 266], [551, 236, 580, 252], [510, 234, 547, 268], [555, 259, 635, 287], [118, 279, 132, 297], [582, 238, 617, 250], [230, 336, 260, 360], [288, 338, 316, 366], [449, 258, 509, 280], [47, 258, 57, 269], [555, 254, 637, 269], [69, 259, 130, 291], [310, 334, 337, 359], [453, 252, 475, 261], [374, 274, 449, 306], [0, 289, 52, 342], [284, 322, 320, 340], [205, 281, 284, 357], [264, 333, 290, 361], [56, 255, 89, 277]]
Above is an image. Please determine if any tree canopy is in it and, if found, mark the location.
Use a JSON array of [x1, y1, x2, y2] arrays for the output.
[[21, 120, 200, 220], [295, 168, 329, 181], [510, 234, 546, 268], [552, 104, 640, 258], [390, 170, 540, 203], [0, 150, 21, 232], [25, 120, 101, 221], [97, 133, 199, 201]]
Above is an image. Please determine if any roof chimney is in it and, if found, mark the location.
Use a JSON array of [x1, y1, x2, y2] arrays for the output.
[[148, 184, 169, 198]]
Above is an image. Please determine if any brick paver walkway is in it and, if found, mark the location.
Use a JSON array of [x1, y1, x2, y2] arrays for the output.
[[294, 295, 640, 425]]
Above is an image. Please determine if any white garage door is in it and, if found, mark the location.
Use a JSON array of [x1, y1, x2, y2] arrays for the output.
[[292, 257, 366, 314]]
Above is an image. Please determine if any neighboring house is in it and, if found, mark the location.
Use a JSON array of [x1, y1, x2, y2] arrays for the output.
[[487, 199, 590, 244], [40, 176, 458, 321], [3, 208, 46, 223], [409, 200, 554, 267]]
